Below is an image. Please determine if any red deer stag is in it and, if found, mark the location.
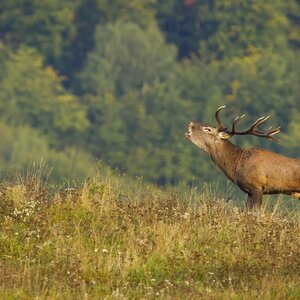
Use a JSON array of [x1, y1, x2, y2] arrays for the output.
[[185, 106, 300, 209]]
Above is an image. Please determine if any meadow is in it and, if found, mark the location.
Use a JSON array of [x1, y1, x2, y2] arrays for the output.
[[1, 171, 300, 299]]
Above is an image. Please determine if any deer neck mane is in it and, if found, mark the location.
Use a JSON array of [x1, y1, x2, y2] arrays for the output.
[[208, 139, 244, 181]]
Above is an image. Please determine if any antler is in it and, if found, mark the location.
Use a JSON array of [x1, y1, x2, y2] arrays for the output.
[[215, 105, 227, 130], [215, 106, 281, 140]]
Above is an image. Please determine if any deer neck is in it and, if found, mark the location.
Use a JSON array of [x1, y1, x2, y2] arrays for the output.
[[208, 139, 243, 181]]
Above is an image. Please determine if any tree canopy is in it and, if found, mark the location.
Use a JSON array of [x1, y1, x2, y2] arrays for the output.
[[0, 0, 299, 186]]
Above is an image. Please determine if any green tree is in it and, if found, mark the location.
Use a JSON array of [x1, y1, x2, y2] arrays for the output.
[[281, 114, 300, 158], [82, 92, 126, 166], [156, 0, 295, 59], [0, 0, 77, 71], [79, 22, 177, 96], [119, 78, 200, 185], [66, 0, 157, 79], [287, 0, 300, 48], [79, 22, 198, 184], [0, 45, 88, 144]]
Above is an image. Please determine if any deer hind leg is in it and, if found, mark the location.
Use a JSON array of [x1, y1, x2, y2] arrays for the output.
[[291, 192, 300, 200], [246, 189, 263, 210]]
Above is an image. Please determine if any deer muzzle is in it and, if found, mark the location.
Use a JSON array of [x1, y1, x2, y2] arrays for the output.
[[185, 122, 193, 139]]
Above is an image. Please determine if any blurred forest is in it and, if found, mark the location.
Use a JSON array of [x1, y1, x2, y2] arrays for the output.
[[0, 0, 300, 186]]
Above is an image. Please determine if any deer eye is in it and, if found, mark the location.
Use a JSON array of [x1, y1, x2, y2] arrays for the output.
[[203, 127, 212, 132]]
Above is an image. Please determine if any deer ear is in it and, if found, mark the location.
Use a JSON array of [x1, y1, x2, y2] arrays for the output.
[[218, 131, 232, 140], [203, 127, 212, 133]]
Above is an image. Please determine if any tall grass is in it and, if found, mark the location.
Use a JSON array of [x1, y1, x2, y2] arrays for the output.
[[1, 171, 300, 299]]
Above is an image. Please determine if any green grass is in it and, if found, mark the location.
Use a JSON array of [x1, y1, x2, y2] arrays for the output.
[[1, 172, 300, 299]]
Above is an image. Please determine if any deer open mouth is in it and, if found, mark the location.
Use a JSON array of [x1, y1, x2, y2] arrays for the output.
[[185, 123, 192, 139]]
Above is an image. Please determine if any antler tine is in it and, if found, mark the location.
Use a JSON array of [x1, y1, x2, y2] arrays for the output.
[[264, 127, 281, 138], [215, 105, 226, 129], [255, 127, 281, 140], [231, 115, 246, 132], [248, 116, 270, 132], [241, 116, 280, 139], [269, 127, 281, 135], [248, 116, 278, 137]]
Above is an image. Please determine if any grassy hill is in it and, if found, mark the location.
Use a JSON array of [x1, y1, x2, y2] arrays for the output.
[[1, 172, 300, 299]]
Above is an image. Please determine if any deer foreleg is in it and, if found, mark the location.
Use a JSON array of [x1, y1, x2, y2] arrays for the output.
[[246, 189, 262, 209]]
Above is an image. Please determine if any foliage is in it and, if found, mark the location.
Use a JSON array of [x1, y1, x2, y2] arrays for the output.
[[79, 21, 177, 96], [62, 0, 157, 77], [79, 22, 198, 184], [281, 112, 300, 157], [0, 0, 300, 186], [0, 45, 88, 142], [0, 0, 77, 69], [156, 0, 294, 59]]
